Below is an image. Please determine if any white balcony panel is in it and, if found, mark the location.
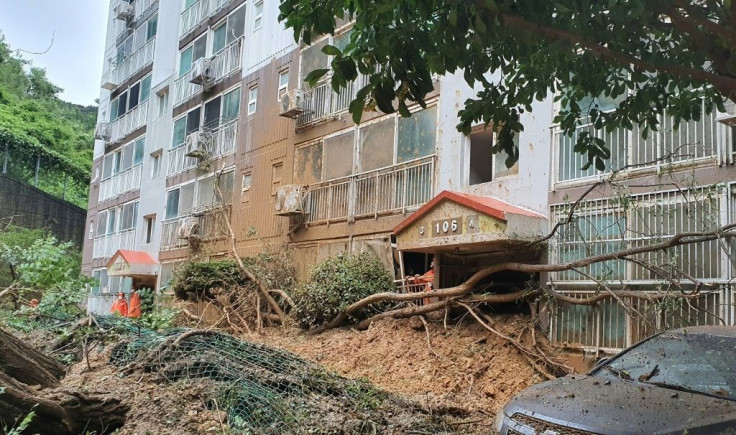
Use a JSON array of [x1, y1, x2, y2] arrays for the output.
[[172, 38, 242, 107], [160, 207, 227, 250], [110, 101, 149, 144], [98, 164, 142, 202], [179, 0, 232, 38], [173, 76, 203, 107], [306, 156, 435, 224], [167, 120, 238, 176], [92, 229, 136, 260], [111, 37, 156, 87], [296, 75, 370, 128]]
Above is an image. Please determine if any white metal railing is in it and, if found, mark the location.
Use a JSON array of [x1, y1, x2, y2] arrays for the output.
[[99, 164, 142, 202], [86, 293, 117, 315], [550, 288, 731, 352], [92, 228, 136, 260], [306, 156, 434, 224], [134, 0, 155, 19], [167, 120, 237, 176], [554, 102, 733, 183], [296, 74, 370, 128], [160, 206, 228, 250], [110, 100, 149, 144], [172, 38, 242, 107], [111, 37, 156, 87], [179, 0, 232, 38]]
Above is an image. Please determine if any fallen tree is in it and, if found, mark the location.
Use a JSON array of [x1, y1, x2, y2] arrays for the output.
[[0, 328, 128, 434]]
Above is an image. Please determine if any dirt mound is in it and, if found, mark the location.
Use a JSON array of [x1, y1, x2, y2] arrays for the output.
[[255, 314, 549, 429]]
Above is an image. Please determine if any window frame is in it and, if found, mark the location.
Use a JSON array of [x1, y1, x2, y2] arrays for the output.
[[247, 85, 258, 115]]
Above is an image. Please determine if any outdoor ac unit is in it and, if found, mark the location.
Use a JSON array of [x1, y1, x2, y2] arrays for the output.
[[114, 2, 134, 21], [279, 89, 307, 118], [716, 100, 736, 127], [184, 131, 214, 159], [189, 57, 213, 86], [178, 217, 200, 239], [274, 185, 307, 216], [101, 74, 117, 91], [94, 122, 111, 141]]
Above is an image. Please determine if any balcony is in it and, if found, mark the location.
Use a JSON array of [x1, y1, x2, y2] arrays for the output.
[[98, 164, 142, 203], [110, 101, 149, 144], [305, 156, 435, 224], [554, 102, 734, 183], [160, 206, 229, 250], [167, 119, 238, 176], [173, 38, 243, 107], [107, 37, 156, 89], [179, 0, 231, 38], [92, 228, 136, 260], [296, 75, 370, 129]]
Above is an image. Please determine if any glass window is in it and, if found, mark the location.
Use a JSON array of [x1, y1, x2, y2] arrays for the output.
[[493, 134, 519, 178], [397, 106, 436, 163], [151, 154, 161, 178], [179, 183, 195, 213], [186, 107, 201, 133], [158, 91, 168, 116], [172, 117, 187, 148], [113, 151, 121, 174], [110, 97, 119, 121], [204, 96, 221, 129], [247, 86, 257, 115], [223, 87, 241, 121], [140, 76, 152, 103], [96, 212, 107, 235], [324, 131, 354, 179], [165, 189, 180, 219], [117, 91, 128, 116], [253, 1, 263, 30], [107, 209, 117, 234], [134, 23, 147, 51], [212, 23, 227, 53], [300, 39, 329, 86], [121, 143, 134, 171], [334, 29, 352, 52], [103, 154, 114, 179], [145, 216, 155, 243], [184, 0, 197, 9], [147, 15, 158, 40], [227, 5, 246, 44], [129, 82, 140, 109], [196, 175, 216, 208], [359, 118, 395, 171], [241, 173, 252, 202], [134, 137, 145, 165], [218, 171, 235, 204], [193, 36, 207, 63], [295, 143, 323, 185], [120, 201, 138, 230], [179, 46, 193, 77], [277, 69, 289, 100], [271, 162, 283, 195]]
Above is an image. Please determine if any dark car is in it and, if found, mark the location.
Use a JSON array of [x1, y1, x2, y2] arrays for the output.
[[494, 326, 736, 434]]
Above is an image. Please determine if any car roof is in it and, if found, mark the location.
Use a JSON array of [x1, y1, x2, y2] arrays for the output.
[[669, 325, 736, 337]]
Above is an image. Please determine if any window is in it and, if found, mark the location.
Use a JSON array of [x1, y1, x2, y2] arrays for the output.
[[108, 75, 151, 121], [133, 137, 145, 166], [247, 86, 258, 115], [158, 91, 169, 116], [222, 87, 241, 121], [359, 118, 395, 172], [92, 269, 108, 294], [241, 172, 252, 202], [204, 96, 222, 129], [300, 39, 328, 87], [277, 69, 289, 100], [88, 222, 94, 240], [397, 106, 436, 163], [179, 36, 207, 77], [106, 209, 117, 234], [271, 162, 283, 195], [468, 129, 493, 185], [253, 1, 263, 30], [295, 143, 323, 185], [119, 201, 139, 231], [146, 15, 158, 40], [145, 216, 155, 244], [323, 131, 353, 179], [172, 107, 201, 148], [213, 5, 246, 53], [151, 153, 161, 178], [165, 183, 195, 219]]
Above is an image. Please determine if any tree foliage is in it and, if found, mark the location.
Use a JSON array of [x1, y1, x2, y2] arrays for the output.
[[279, 0, 735, 170], [0, 33, 95, 207]]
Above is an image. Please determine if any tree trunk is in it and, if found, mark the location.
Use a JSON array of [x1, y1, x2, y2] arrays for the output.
[[0, 328, 128, 434]]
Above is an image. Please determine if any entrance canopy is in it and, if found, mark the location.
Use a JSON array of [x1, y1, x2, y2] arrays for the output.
[[393, 191, 546, 254], [106, 250, 158, 277]]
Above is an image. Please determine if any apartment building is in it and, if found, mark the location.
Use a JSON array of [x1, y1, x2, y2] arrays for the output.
[[84, 0, 736, 350]]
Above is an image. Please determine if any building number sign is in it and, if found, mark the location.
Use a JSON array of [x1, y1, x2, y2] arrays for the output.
[[431, 217, 464, 237]]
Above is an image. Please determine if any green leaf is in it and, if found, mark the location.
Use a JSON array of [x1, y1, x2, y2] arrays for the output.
[[321, 44, 342, 56], [304, 68, 330, 87]]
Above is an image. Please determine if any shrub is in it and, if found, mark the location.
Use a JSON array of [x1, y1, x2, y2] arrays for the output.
[[292, 252, 394, 329]]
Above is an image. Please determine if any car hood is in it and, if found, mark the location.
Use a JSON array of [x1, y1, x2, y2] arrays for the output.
[[503, 374, 736, 434]]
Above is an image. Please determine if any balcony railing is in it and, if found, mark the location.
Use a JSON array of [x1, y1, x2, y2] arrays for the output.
[[92, 228, 136, 260], [296, 74, 370, 128], [110, 100, 149, 144], [160, 206, 228, 250], [179, 0, 231, 38], [554, 102, 734, 183], [110, 37, 156, 87], [173, 38, 243, 106], [98, 164, 142, 202], [305, 156, 435, 224], [167, 119, 238, 176]]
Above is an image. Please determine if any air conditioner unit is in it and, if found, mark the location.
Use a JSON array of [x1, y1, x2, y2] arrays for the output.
[[101, 73, 117, 91], [94, 122, 111, 141], [189, 57, 214, 86], [184, 131, 214, 159], [114, 2, 134, 21], [178, 217, 200, 239], [279, 89, 307, 118], [716, 100, 736, 127], [274, 185, 307, 216]]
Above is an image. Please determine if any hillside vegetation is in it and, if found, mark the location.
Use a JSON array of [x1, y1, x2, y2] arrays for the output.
[[0, 33, 96, 208]]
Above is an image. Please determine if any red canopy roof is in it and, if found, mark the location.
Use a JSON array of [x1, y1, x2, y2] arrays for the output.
[[105, 250, 157, 269], [394, 190, 545, 235]]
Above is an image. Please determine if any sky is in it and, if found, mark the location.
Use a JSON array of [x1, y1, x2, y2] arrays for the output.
[[0, 0, 109, 106]]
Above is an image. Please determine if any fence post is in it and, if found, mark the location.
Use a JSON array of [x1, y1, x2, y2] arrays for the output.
[[34, 154, 40, 187], [62, 173, 68, 200], [2, 142, 7, 174]]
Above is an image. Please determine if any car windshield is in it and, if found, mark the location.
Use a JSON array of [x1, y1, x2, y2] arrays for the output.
[[595, 331, 736, 401]]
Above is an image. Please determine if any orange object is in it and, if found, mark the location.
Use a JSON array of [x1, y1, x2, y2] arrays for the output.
[[128, 291, 141, 318], [415, 269, 434, 305], [28, 298, 39, 308], [111, 293, 128, 317]]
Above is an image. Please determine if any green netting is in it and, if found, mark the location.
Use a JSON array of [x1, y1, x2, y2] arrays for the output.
[[99, 316, 452, 434]]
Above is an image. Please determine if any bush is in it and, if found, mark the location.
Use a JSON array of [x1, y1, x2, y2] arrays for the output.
[[292, 252, 394, 329]]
